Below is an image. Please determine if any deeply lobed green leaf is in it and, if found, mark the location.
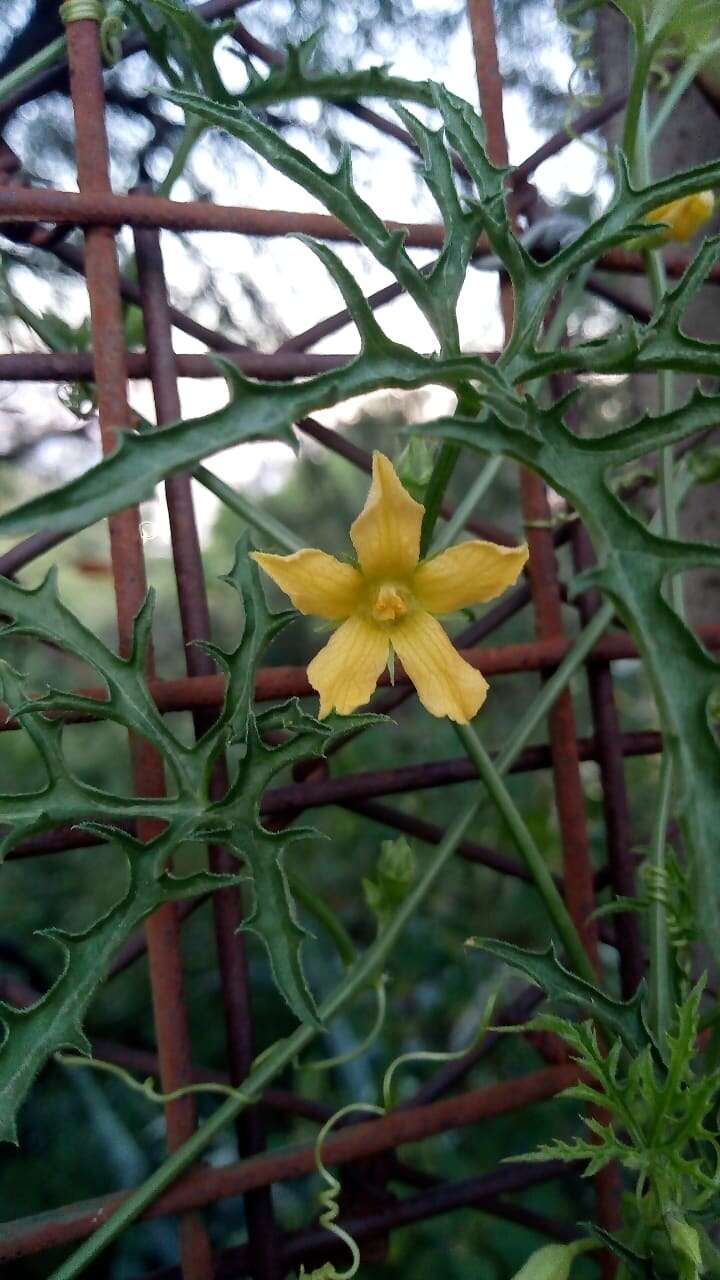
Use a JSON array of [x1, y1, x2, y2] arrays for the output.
[[0, 541, 383, 1138]]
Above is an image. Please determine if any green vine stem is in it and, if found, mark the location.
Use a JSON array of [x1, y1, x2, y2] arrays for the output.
[[430, 455, 504, 554], [48, 797, 483, 1280], [455, 722, 596, 985], [303, 977, 387, 1073], [496, 602, 614, 773], [646, 758, 674, 1045], [648, 45, 720, 146], [0, 35, 68, 105], [157, 117, 205, 198], [621, 40, 655, 182], [55, 1054, 252, 1107], [194, 464, 305, 552], [419, 441, 462, 555], [633, 77, 680, 1048]]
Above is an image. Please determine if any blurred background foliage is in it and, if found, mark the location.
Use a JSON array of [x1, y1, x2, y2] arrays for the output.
[[0, 0, 686, 1276]]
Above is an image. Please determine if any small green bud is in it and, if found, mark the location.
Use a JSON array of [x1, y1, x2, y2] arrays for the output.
[[511, 1240, 595, 1280], [378, 836, 415, 885], [394, 439, 435, 502], [363, 838, 416, 927]]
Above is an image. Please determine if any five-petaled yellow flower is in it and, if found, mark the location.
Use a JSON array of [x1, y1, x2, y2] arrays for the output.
[[645, 191, 715, 243], [252, 452, 528, 724]]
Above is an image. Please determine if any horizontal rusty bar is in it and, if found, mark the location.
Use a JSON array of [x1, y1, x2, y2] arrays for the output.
[[0, 189, 709, 284], [5, 730, 662, 863], [0, 188, 455, 246], [0, 1064, 577, 1260], [259, 731, 661, 816], [140, 1162, 576, 1280], [3, 627, 717, 734], [0, 350, 352, 381], [347, 797, 561, 887], [88, 1041, 331, 1124]]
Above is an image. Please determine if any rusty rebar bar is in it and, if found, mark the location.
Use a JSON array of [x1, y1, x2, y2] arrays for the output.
[[465, 1, 619, 1266], [134, 214, 281, 1280], [138, 1163, 579, 1280], [573, 520, 644, 997], [0, 349, 349, 380], [0, 729, 666, 867], [5, 628, 714, 735], [0, 1064, 578, 1261], [63, 13, 213, 1276], [0, 187, 713, 286]]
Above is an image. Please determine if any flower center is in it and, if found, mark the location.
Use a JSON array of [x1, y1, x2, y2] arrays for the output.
[[370, 582, 412, 624]]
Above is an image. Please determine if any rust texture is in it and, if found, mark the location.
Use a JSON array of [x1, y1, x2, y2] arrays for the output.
[[464, 0, 620, 1268], [1, 627, 719, 735], [572, 522, 644, 996], [63, 14, 213, 1278], [0, 1066, 578, 1261], [134, 216, 281, 1280], [0, 187, 715, 282]]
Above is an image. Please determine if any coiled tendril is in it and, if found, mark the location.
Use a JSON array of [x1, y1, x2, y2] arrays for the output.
[[298, 992, 498, 1279]]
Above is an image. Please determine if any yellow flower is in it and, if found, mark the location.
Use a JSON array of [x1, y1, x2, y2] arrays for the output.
[[645, 191, 715, 243], [251, 452, 528, 724]]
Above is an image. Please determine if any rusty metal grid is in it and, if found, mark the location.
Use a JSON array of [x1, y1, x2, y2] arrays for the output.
[[0, 1, 698, 1275]]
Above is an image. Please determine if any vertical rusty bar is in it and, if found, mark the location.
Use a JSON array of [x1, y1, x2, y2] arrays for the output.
[[572, 523, 644, 996], [133, 220, 281, 1280], [62, 14, 213, 1278], [466, 0, 599, 964], [520, 481, 601, 965], [464, 0, 620, 1266]]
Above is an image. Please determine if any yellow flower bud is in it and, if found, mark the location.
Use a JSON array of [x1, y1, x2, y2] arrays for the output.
[[645, 192, 715, 244]]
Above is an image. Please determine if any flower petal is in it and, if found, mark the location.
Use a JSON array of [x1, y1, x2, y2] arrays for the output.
[[350, 452, 423, 579], [391, 610, 488, 723], [251, 549, 363, 619], [413, 540, 528, 614], [307, 615, 389, 718], [646, 192, 714, 242]]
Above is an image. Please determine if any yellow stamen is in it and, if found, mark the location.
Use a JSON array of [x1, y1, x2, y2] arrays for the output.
[[370, 583, 411, 623]]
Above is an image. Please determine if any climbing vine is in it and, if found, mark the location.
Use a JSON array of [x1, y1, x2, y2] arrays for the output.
[[1, 0, 720, 1275]]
